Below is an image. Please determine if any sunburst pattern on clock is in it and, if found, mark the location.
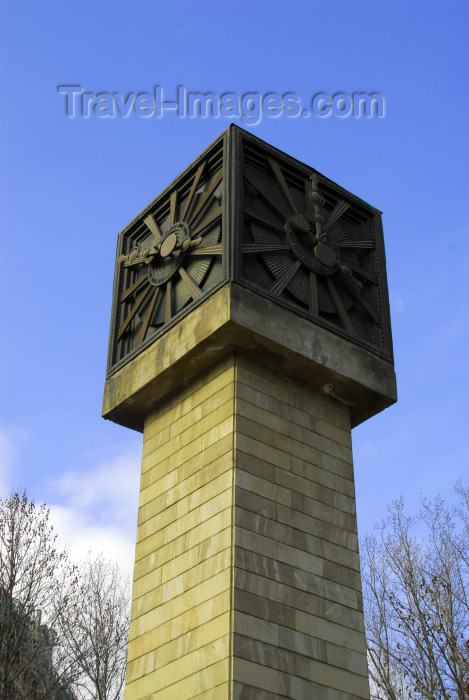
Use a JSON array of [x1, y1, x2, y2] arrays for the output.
[[111, 152, 224, 370], [239, 143, 384, 349]]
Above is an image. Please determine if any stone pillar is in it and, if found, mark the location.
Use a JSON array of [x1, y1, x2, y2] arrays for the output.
[[106, 307, 384, 698]]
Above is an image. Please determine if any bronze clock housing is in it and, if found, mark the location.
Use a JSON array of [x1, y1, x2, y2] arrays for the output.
[[106, 126, 392, 378]]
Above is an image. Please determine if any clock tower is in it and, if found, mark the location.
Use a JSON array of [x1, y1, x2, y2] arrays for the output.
[[103, 125, 396, 699]]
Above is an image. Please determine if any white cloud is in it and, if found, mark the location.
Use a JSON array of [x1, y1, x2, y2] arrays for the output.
[[48, 448, 142, 579], [49, 503, 136, 579], [0, 428, 142, 579], [53, 450, 140, 523]]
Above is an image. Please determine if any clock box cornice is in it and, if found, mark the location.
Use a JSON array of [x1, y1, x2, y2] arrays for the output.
[[106, 124, 393, 382]]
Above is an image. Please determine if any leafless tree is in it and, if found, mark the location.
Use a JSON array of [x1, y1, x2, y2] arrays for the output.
[[0, 492, 79, 700], [59, 554, 130, 700], [362, 483, 469, 700]]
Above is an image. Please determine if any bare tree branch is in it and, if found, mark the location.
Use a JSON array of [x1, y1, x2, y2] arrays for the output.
[[58, 553, 130, 700], [363, 486, 469, 700], [0, 492, 79, 700]]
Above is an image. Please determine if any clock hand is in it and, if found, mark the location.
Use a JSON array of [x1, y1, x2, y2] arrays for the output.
[[119, 244, 160, 267], [309, 175, 326, 244], [340, 264, 364, 291], [119, 235, 203, 266], [181, 235, 202, 251]]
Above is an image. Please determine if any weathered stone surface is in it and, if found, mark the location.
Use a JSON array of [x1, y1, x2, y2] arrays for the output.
[[236, 505, 360, 570], [235, 488, 359, 553], [236, 451, 357, 515], [236, 468, 358, 534], [233, 658, 368, 700], [127, 590, 230, 663]]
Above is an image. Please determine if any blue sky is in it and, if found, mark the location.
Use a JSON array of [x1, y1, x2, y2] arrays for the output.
[[1, 0, 468, 574]]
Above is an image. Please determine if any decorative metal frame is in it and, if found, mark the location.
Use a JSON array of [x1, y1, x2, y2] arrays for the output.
[[106, 126, 393, 377], [231, 128, 393, 362]]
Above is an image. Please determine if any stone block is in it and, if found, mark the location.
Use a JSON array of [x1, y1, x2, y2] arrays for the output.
[[141, 382, 235, 477], [137, 464, 232, 542], [237, 450, 356, 516], [142, 360, 235, 442], [132, 507, 232, 589], [151, 634, 229, 693], [126, 657, 230, 700], [232, 682, 280, 700], [235, 357, 351, 431], [142, 409, 234, 477], [236, 414, 353, 465], [160, 527, 232, 586], [233, 634, 316, 681], [129, 569, 231, 641], [235, 488, 359, 554], [236, 467, 357, 535], [288, 455, 355, 498], [236, 505, 360, 571], [138, 436, 233, 520], [236, 379, 316, 432], [232, 657, 359, 700], [193, 682, 230, 700], [127, 590, 231, 663]]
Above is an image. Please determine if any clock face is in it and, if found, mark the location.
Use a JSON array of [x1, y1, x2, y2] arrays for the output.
[[239, 139, 389, 355], [108, 151, 224, 374]]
